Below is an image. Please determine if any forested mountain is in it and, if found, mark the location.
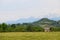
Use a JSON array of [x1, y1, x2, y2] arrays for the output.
[[33, 18, 60, 27]]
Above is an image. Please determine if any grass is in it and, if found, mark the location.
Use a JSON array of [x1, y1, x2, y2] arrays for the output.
[[0, 32, 60, 40]]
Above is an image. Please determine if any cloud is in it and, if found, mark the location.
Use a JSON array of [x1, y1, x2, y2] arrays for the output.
[[0, 0, 60, 22]]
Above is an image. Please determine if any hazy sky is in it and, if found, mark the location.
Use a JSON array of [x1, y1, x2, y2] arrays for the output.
[[0, 0, 60, 22]]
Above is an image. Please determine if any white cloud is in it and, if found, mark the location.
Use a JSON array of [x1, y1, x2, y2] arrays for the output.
[[0, 0, 60, 22]]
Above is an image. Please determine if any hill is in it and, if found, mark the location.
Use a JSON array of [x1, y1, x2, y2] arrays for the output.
[[33, 18, 60, 27]]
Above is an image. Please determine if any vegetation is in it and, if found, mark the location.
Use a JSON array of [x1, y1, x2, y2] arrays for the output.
[[0, 32, 60, 40], [0, 18, 60, 32]]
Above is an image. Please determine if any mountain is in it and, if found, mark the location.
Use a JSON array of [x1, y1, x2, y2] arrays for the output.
[[6, 17, 60, 24], [6, 17, 39, 24], [33, 18, 59, 27]]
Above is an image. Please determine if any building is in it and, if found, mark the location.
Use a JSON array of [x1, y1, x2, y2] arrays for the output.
[[42, 24, 51, 32], [44, 27, 50, 32]]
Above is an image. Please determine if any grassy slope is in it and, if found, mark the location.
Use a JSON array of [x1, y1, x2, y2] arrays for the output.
[[0, 32, 60, 40]]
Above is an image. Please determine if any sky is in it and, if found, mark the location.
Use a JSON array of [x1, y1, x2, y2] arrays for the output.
[[0, 0, 60, 23]]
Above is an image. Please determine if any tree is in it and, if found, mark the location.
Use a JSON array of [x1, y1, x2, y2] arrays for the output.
[[14, 26, 27, 32], [26, 24, 33, 32], [1, 23, 8, 32], [32, 26, 44, 32], [50, 27, 60, 32], [11, 24, 16, 28], [0, 24, 3, 32]]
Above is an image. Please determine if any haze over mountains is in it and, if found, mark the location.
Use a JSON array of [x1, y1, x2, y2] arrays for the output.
[[6, 17, 60, 24], [6, 17, 39, 24]]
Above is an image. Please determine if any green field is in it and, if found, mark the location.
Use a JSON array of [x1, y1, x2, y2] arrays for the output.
[[0, 32, 60, 40]]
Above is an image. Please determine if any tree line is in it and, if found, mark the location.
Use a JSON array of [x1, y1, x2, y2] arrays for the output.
[[0, 23, 60, 32], [0, 23, 44, 32]]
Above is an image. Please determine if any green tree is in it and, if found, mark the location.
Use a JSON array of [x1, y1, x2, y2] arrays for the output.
[[50, 27, 60, 32], [11, 24, 16, 29], [32, 26, 44, 32], [14, 26, 27, 32], [26, 24, 33, 32], [0, 24, 3, 32], [1, 23, 8, 32]]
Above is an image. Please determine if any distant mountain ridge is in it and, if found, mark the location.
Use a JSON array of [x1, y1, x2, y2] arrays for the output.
[[6, 17, 39, 24], [6, 17, 60, 24]]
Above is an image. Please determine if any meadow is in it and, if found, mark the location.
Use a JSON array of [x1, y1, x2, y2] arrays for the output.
[[0, 32, 60, 40]]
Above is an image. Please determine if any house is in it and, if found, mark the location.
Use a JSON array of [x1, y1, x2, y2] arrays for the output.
[[44, 27, 51, 32], [42, 24, 51, 32]]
